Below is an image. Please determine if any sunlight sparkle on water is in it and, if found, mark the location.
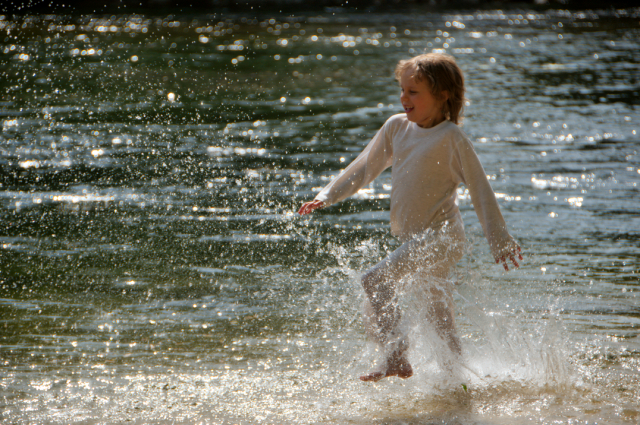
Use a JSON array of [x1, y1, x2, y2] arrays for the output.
[[1, 8, 639, 425]]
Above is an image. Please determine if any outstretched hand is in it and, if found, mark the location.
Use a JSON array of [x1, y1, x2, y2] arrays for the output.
[[496, 245, 523, 271], [298, 200, 325, 215]]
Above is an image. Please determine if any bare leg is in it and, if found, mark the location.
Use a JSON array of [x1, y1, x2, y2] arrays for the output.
[[426, 283, 461, 355], [359, 294, 413, 382], [361, 268, 401, 344], [359, 340, 413, 382], [359, 267, 413, 381]]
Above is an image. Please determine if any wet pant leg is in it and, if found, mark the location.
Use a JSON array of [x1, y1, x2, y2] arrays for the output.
[[361, 217, 467, 353]]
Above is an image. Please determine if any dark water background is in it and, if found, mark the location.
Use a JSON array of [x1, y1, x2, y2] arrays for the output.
[[1, 7, 639, 424]]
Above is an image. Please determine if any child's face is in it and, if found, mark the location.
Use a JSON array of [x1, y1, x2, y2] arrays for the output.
[[399, 66, 447, 128]]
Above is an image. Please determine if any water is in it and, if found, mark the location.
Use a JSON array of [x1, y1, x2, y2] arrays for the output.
[[1, 8, 639, 424]]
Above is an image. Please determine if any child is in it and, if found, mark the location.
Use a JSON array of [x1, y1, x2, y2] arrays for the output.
[[298, 53, 522, 382]]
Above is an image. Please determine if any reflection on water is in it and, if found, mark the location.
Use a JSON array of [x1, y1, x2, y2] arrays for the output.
[[1, 7, 639, 425]]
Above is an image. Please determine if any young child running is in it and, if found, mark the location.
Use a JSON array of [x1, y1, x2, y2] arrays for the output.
[[298, 53, 523, 382]]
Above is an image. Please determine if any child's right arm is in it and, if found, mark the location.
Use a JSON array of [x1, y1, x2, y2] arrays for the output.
[[297, 121, 394, 215], [298, 200, 325, 215]]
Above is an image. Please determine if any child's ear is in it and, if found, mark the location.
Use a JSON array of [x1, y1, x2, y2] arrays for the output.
[[440, 90, 450, 102]]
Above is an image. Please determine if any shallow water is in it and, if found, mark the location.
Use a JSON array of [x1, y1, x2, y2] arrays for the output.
[[1, 8, 639, 424]]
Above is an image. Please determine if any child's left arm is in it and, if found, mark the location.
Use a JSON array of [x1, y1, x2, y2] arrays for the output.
[[453, 138, 523, 271]]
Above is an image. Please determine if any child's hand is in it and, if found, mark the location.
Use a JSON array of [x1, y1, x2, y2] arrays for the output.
[[496, 245, 523, 271], [298, 200, 325, 215]]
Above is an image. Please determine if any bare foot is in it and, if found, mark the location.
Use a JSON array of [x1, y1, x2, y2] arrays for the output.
[[359, 352, 413, 382]]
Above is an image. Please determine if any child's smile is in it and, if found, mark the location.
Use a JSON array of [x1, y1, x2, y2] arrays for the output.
[[399, 66, 447, 128]]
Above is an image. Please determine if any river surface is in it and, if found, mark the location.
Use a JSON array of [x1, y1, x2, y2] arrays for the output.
[[0, 7, 639, 425]]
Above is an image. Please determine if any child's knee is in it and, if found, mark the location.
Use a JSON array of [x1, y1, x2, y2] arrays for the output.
[[361, 270, 376, 292], [362, 268, 385, 292]]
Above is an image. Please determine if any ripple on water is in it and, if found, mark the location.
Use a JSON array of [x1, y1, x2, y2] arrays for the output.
[[1, 8, 639, 425]]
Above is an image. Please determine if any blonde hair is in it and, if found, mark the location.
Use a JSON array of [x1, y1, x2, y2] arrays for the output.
[[395, 53, 466, 124]]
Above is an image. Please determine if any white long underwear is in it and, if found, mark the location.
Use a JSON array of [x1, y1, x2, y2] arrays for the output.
[[314, 114, 518, 259]]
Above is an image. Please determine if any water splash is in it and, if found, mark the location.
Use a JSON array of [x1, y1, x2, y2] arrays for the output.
[[1, 8, 639, 425]]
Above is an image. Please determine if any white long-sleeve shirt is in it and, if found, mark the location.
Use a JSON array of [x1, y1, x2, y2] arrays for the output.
[[315, 114, 517, 259]]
